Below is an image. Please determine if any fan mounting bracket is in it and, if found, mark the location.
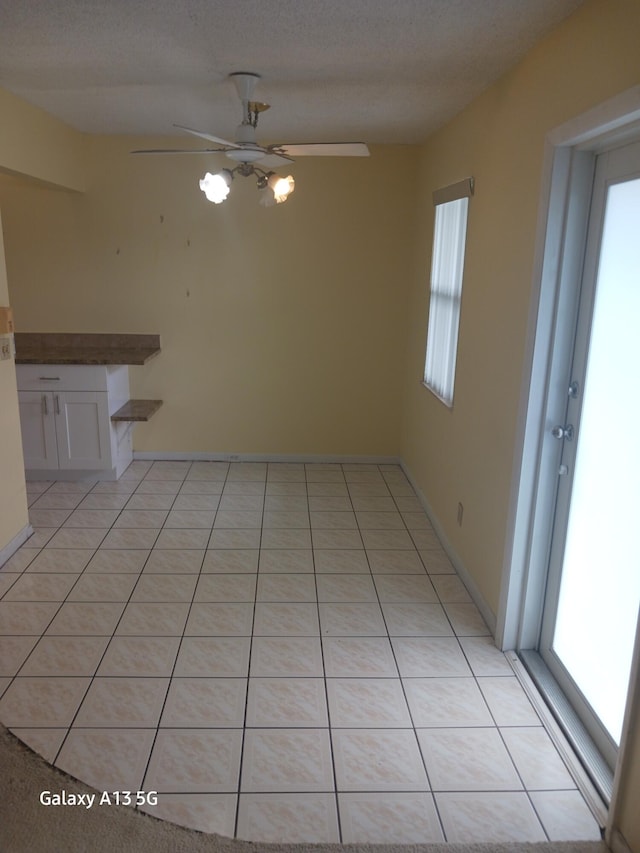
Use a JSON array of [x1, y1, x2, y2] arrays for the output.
[[229, 72, 261, 103]]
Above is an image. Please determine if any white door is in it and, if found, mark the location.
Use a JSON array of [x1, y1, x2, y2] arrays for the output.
[[54, 391, 111, 470], [538, 139, 640, 769], [17, 391, 58, 469]]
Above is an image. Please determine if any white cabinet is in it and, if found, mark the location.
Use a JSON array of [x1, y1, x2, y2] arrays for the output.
[[16, 365, 133, 480], [17, 391, 58, 470], [18, 390, 111, 471]]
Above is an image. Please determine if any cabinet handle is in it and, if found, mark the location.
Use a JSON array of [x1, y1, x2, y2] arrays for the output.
[[38, 376, 60, 381], [42, 394, 48, 415], [54, 394, 61, 415]]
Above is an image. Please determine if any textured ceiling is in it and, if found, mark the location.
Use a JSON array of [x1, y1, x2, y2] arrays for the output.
[[0, 0, 584, 145]]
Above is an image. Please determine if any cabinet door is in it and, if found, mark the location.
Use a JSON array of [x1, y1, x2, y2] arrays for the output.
[[53, 391, 112, 470], [17, 391, 59, 469]]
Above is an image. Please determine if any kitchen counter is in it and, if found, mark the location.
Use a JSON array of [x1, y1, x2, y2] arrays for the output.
[[14, 332, 161, 365], [15, 332, 163, 480]]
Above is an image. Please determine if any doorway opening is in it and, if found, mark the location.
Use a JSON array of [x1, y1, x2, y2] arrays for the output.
[[499, 96, 640, 809], [540, 154, 640, 760]]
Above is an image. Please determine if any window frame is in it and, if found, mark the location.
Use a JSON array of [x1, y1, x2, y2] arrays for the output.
[[423, 177, 473, 407]]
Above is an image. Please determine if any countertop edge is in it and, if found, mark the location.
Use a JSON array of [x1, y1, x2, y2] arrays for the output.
[[13, 333, 161, 366], [15, 349, 161, 366]]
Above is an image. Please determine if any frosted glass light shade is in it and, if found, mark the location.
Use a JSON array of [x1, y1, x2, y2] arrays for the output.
[[199, 171, 231, 204], [268, 174, 295, 203]]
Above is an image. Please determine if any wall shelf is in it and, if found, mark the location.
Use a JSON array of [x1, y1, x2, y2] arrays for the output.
[[111, 399, 163, 422]]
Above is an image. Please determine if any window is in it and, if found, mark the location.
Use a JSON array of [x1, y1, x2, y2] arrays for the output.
[[423, 177, 473, 406]]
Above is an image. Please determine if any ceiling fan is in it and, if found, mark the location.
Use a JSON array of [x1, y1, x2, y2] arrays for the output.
[[131, 72, 370, 205]]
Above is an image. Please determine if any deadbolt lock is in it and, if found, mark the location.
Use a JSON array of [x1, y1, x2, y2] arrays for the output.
[[551, 424, 574, 440]]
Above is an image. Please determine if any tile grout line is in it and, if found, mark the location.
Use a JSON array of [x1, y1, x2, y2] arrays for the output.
[[138, 460, 211, 808], [233, 464, 266, 840], [1, 461, 600, 843], [24, 466, 171, 773], [47, 468, 171, 770], [364, 465, 447, 843], [318, 465, 345, 844]]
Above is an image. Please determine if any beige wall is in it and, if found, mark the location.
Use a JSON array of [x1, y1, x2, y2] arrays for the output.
[[400, 0, 640, 847], [0, 77, 88, 560], [0, 206, 28, 553], [0, 87, 86, 191], [401, 0, 640, 619], [0, 0, 639, 846], [0, 138, 419, 457], [0, 87, 88, 561]]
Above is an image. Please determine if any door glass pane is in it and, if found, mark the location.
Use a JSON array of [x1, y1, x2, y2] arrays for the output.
[[553, 177, 640, 745]]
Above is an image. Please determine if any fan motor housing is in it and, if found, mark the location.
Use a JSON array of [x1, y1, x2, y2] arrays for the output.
[[226, 147, 266, 164]]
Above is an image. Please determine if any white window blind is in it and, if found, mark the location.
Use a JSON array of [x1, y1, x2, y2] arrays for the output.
[[423, 178, 472, 406]]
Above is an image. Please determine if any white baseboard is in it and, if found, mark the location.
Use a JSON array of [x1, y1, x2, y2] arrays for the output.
[[399, 460, 497, 636], [0, 523, 34, 568], [25, 469, 118, 482], [133, 451, 401, 465]]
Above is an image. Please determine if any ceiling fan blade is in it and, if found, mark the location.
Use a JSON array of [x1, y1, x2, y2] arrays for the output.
[[173, 123, 239, 148], [254, 152, 295, 168], [271, 142, 370, 158], [131, 147, 229, 155]]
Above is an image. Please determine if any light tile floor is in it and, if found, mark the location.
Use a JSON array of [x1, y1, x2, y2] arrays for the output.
[[0, 461, 603, 844]]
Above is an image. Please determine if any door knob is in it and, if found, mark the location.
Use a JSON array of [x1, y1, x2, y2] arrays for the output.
[[551, 424, 574, 440]]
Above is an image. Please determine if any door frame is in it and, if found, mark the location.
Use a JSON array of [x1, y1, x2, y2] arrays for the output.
[[496, 85, 640, 834], [498, 86, 640, 654], [538, 140, 640, 769]]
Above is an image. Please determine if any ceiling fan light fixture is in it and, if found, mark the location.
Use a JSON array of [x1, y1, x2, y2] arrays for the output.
[[133, 71, 369, 209], [258, 187, 276, 208], [268, 173, 295, 203], [199, 169, 232, 204]]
